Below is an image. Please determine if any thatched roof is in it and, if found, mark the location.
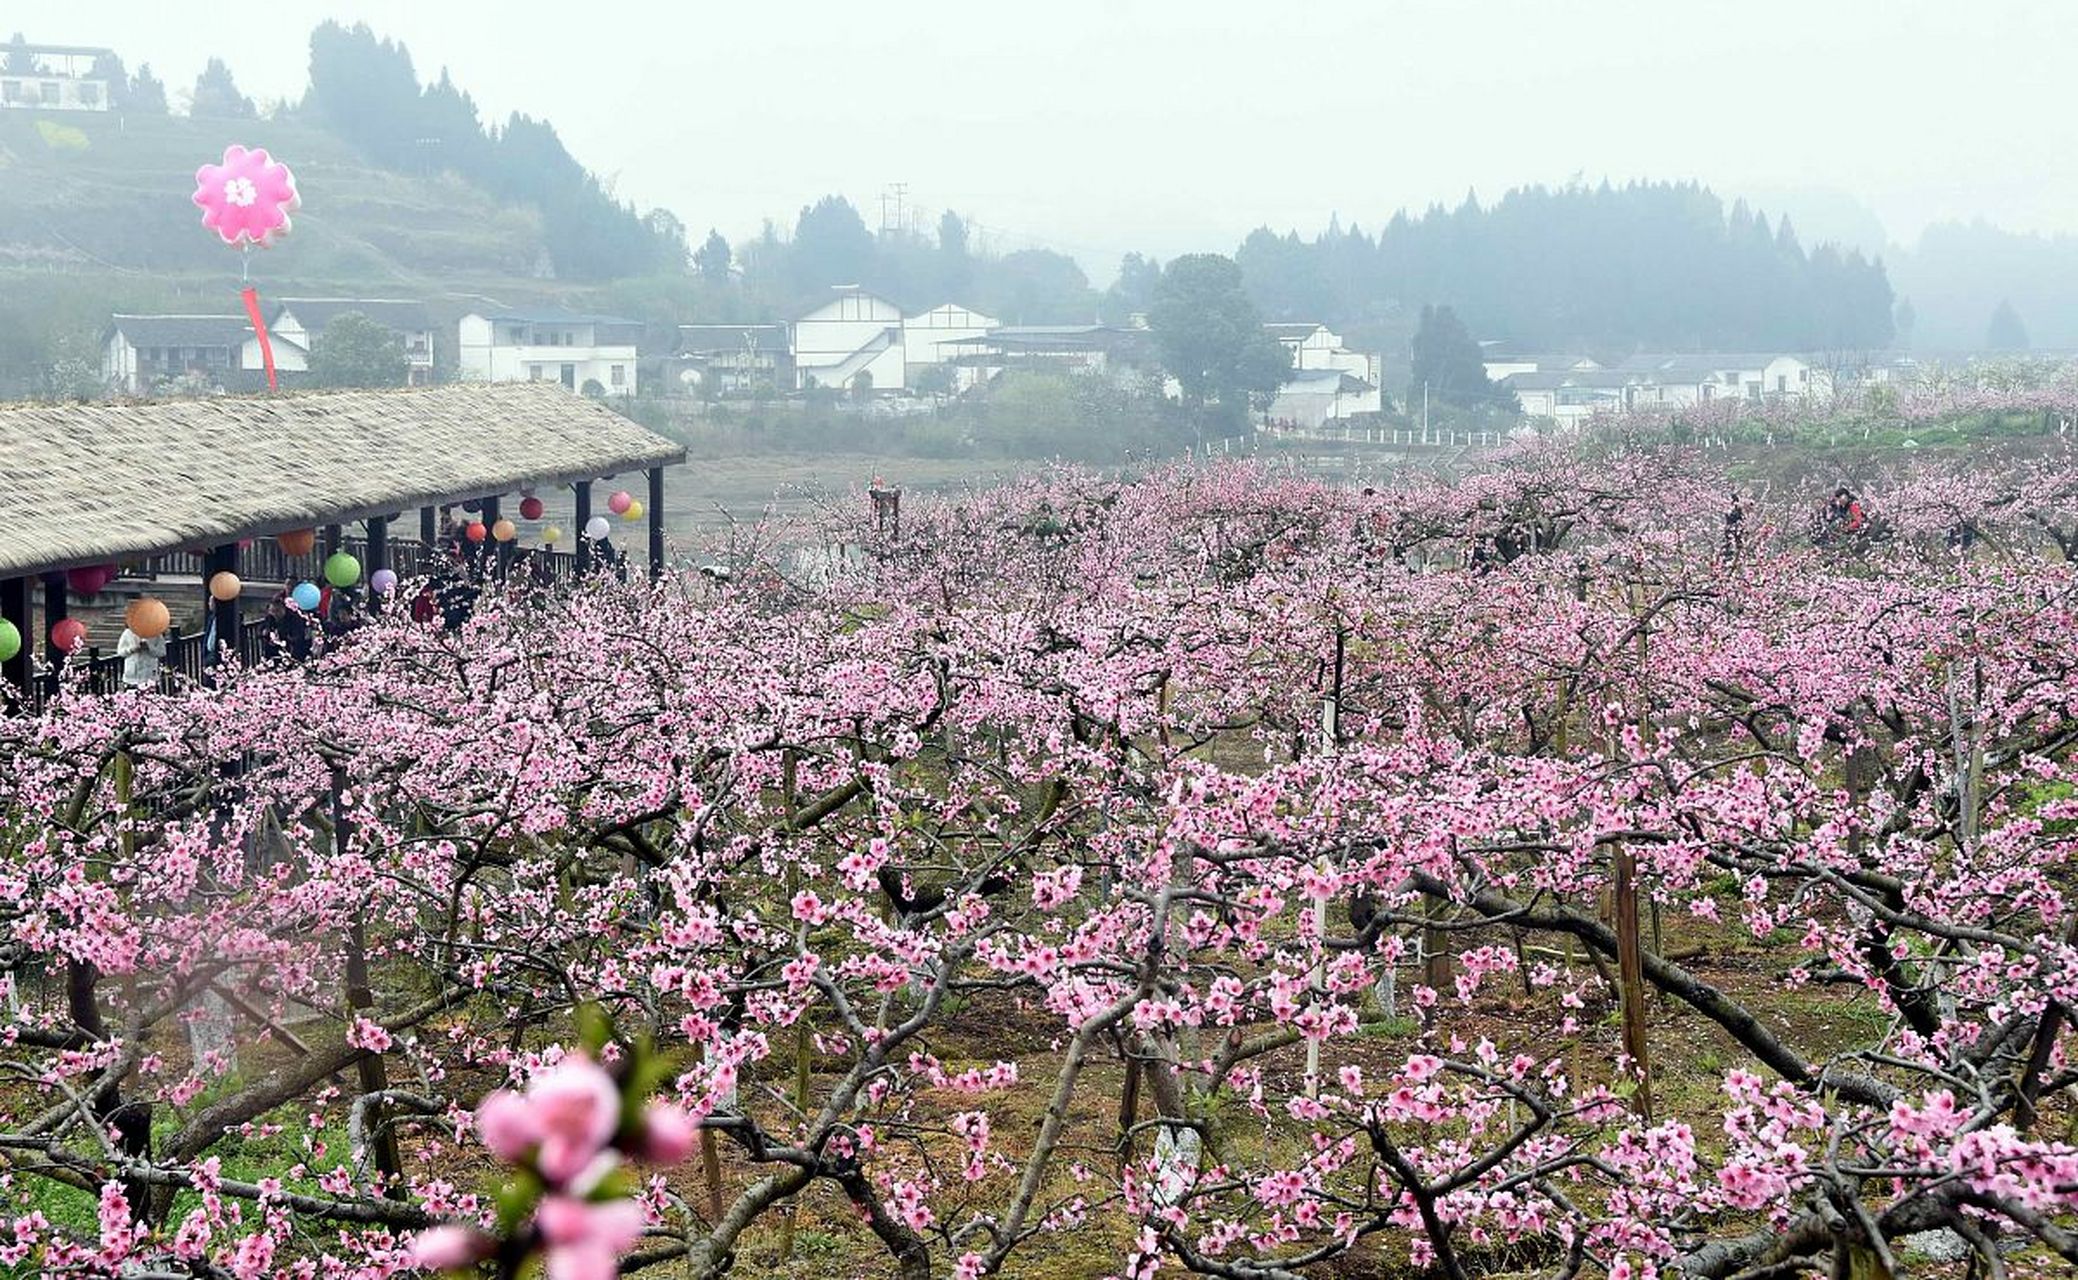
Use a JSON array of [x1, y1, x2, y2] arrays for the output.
[[0, 382, 686, 579]]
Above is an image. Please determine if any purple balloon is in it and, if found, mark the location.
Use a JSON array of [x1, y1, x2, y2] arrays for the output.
[[370, 568, 399, 595]]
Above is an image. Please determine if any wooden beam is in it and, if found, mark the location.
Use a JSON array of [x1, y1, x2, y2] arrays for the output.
[[0, 576, 29, 705], [647, 466, 665, 581], [574, 481, 594, 576]]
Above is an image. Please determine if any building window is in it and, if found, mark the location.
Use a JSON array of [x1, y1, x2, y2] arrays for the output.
[[78, 82, 100, 106], [39, 81, 58, 104], [2, 80, 20, 103], [1776, 375, 1787, 393], [528, 364, 543, 381], [611, 364, 626, 387]]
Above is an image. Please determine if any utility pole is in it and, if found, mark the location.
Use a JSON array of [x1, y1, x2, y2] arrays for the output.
[[891, 181, 908, 234], [1422, 381, 1430, 445]]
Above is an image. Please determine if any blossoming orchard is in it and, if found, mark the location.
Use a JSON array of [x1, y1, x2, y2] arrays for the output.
[[7, 423, 2078, 1280]]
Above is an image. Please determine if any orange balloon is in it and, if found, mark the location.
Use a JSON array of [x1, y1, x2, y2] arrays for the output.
[[125, 598, 171, 639], [491, 518, 518, 543], [208, 572, 242, 602], [277, 529, 317, 556]]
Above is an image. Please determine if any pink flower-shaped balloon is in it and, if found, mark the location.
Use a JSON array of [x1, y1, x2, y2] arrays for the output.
[[192, 145, 300, 248]]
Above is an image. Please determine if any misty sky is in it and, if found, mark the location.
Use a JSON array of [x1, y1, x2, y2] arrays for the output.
[[43, 0, 2078, 276]]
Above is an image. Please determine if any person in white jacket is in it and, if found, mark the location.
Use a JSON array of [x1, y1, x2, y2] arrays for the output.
[[116, 626, 167, 691]]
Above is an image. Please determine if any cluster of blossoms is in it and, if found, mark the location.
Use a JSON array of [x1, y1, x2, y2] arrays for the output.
[[1, 427, 2077, 1277], [412, 1036, 696, 1279]]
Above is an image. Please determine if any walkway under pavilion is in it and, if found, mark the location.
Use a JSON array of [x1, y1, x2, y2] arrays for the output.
[[0, 382, 686, 705]]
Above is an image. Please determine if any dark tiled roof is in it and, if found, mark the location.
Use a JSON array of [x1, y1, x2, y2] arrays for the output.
[[273, 298, 432, 334], [107, 315, 251, 348]]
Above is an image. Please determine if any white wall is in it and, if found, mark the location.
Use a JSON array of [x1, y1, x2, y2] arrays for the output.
[[794, 292, 906, 391], [0, 76, 110, 111], [902, 304, 998, 391], [241, 335, 309, 373], [457, 314, 637, 395]]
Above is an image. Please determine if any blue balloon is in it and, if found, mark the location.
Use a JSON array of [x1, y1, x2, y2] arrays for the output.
[[291, 581, 322, 612]]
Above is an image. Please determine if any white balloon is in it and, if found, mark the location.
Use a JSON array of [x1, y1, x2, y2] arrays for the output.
[[584, 515, 611, 541]]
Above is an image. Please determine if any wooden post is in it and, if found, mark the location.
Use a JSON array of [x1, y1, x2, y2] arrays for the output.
[[202, 544, 240, 677], [1613, 842, 1654, 1122], [480, 497, 509, 580], [647, 466, 665, 581], [366, 516, 389, 576], [41, 573, 68, 699], [1, 576, 30, 705], [419, 505, 436, 550], [322, 523, 343, 559], [574, 481, 594, 576]]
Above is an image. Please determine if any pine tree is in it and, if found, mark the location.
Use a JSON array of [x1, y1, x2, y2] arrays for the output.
[[1987, 299, 2030, 351]]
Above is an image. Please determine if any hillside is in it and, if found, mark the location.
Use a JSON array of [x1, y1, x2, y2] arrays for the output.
[[0, 108, 677, 393], [0, 110, 547, 280]]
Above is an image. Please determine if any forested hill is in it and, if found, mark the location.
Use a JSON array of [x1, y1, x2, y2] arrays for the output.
[[1225, 182, 1898, 353], [0, 21, 682, 284]]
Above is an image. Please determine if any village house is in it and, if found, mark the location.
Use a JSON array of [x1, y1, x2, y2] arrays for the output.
[[790, 287, 907, 393], [1264, 322, 1381, 426], [675, 324, 790, 396], [457, 311, 641, 397], [0, 43, 113, 112], [102, 315, 251, 394], [901, 304, 999, 392]]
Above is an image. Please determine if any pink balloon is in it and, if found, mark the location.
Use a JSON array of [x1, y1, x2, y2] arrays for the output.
[[192, 145, 301, 249], [607, 490, 634, 515]]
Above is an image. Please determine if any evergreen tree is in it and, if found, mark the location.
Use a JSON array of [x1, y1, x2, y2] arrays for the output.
[[937, 210, 972, 302], [190, 58, 255, 119], [1100, 253, 1163, 326], [87, 51, 127, 108], [790, 196, 876, 300], [4, 34, 37, 75], [975, 250, 1097, 325], [1409, 304, 1512, 411], [693, 230, 732, 283], [1987, 299, 2030, 351], [127, 63, 168, 114]]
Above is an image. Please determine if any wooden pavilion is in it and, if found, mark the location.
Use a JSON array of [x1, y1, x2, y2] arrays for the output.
[[0, 382, 686, 704]]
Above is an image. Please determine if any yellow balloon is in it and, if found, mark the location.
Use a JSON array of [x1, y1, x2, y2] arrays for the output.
[[623, 499, 645, 521], [541, 525, 563, 546]]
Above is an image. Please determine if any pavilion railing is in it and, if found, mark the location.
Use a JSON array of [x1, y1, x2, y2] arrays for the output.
[[18, 538, 630, 715]]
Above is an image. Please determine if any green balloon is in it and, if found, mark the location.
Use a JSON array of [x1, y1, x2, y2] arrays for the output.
[[323, 552, 362, 588], [0, 619, 17, 663]]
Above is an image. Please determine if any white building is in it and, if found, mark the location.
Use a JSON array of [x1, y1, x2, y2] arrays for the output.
[[1267, 323, 1376, 383], [103, 314, 251, 393], [458, 311, 641, 397], [0, 43, 114, 112], [901, 303, 999, 392], [1614, 354, 1816, 407], [1262, 323, 1380, 425], [1498, 352, 1828, 425], [271, 299, 436, 385], [792, 288, 907, 393], [1267, 370, 1384, 429]]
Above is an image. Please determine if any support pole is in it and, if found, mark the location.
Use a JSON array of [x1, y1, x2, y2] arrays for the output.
[[322, 523, 343, 559], [1614, 843, 1654, 1123], [366, 516, 389, 576], [42, 573, 68, 698], [482, 496, 508, 579], [202, 544, 241, 677], [0, 576, 29, 705], [419, 505, 436, 550], [647, 466, 665, 581], [574, 481, 594, 576]]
